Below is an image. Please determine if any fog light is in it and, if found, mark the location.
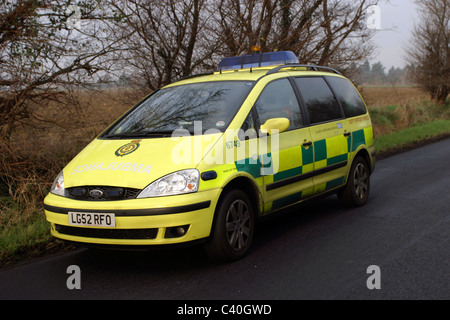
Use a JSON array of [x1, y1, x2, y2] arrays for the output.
[[165, 225, 190, 238], [176, 226, 186, 236]]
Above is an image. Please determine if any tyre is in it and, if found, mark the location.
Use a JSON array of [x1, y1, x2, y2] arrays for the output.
[[338, 156, 370, 207], [204, 189, 255, 262]]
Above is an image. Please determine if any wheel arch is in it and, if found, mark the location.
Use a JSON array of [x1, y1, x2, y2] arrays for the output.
[[220, 176, 262, 218], [208, 175, 261, 240], [352, 147, 374, 174]]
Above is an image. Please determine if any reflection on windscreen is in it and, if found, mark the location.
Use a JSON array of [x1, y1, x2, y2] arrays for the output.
[[106, 81, 254, 138]]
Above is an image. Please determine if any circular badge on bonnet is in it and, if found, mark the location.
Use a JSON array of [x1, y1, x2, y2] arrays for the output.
[[115, 140, 141, 157]]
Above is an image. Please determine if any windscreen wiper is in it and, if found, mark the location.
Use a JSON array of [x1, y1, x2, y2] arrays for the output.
[[106, 131, 188, 139]]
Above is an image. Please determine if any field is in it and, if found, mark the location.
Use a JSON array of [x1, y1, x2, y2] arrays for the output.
[[364, 87, 448, 134], [361, 86, 431, 108], [1, 86, 449, 265]]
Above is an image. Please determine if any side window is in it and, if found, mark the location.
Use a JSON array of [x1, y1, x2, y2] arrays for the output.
[[255, 79, 303, 131], [325, 77, 367, 118], [239, 110, 258, 140], [294, 77, 342, 124]]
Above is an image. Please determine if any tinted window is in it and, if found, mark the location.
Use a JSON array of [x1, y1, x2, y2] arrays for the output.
[[239, 110, 258, 140], [105, 81, 254, 138], [294, 77, 342, 124], [326, 77, 367, 117], [255, 79, 303, 130]]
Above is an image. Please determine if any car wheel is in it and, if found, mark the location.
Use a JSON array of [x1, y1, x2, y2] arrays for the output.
[[204, 189, 255, 262], [338, 156, 370, 207]]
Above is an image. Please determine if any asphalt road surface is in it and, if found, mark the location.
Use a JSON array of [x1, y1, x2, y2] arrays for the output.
[[1, 139, 449, 300]]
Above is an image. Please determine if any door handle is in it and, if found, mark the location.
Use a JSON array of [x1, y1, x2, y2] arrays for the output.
[[344, 132, 352, 137], [302, 141, 313, 147]]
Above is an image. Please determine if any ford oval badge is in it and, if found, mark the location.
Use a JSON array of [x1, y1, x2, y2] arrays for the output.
[[89, 189, 104, 198]]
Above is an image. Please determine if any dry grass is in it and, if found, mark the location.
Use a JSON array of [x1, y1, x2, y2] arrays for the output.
[[1, 87, 145, 264], [360, 86, 450, 137], [2, 88, 139, 196], [360, 86, 430, 108], [0, 88, 141, 229]]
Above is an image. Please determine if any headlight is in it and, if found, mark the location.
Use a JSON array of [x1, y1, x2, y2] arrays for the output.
[[137, 169, 199, 198], [50, 171, 65, 197]]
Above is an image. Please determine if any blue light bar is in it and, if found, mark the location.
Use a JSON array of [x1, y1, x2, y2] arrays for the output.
[[218, 51, 299, 71]]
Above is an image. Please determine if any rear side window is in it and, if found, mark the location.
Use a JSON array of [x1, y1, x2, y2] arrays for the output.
[[294, 77, 342, 124], [326, 77, 367, 118]]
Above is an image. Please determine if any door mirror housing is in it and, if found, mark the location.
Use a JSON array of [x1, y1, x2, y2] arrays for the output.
[[260, 118, 290, 135]]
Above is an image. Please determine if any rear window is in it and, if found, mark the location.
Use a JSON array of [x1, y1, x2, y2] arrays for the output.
[[326, 77, 367, 118]]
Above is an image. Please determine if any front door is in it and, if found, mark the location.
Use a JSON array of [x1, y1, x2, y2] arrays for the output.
[[253, 77, 315, 213]]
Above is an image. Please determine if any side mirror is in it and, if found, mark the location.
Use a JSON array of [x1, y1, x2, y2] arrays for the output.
[[260, 118, 290, 135]]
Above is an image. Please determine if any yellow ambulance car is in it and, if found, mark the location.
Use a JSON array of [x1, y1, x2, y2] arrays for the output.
[[44, 51, 376, 261]]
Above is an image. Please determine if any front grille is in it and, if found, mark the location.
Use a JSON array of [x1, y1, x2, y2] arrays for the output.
[[66, 186, 141, 201], [55, 224, 158, 240]]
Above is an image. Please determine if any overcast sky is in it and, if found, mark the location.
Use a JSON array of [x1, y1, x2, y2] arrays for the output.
[[370, 0, 420, 69]]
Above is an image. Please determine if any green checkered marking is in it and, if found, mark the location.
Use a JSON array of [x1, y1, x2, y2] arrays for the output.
[[314, 140, 327, 162], [235, 153, 274, 179], [347, 135, 352, 153], [236, 135, 354, 186], [302, 145, 314, 166], [352, 129, 366, 151], [274, 166, 303, 182], [235, 158, 263, 179], [326, 176, 346, 190], [272, 191, 303, 210], [327, 154, 348, 166]]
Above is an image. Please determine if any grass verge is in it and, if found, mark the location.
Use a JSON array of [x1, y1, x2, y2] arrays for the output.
[[0, 202, 68, 267], [375, 120, 450, 158]]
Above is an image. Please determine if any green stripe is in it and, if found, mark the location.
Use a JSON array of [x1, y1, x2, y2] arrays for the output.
[[326, 176, 346, 190], [235, 158, 263, 179], [347, 134, 352, 153], [274, 166, 302, 182], [302, 145, 314, 165], [327, 154, 348, 166], [352, 129, 366, 151], [272, 192, 303, 210], [314, 140, 327, 161], [236, 153, 274, 178]]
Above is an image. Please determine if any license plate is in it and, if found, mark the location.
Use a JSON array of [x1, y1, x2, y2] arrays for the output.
[[68, 212, 116, 228]]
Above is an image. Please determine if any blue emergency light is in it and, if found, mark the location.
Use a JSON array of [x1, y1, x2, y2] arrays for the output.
[[218, 51, 299, 71]]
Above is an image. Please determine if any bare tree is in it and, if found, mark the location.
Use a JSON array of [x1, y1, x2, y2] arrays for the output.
[[406, 0, 450, 105], [214, 0, 379, 74], [109, 0, 220, 91], [110, 0, 381, 91], [0, 0, 125, 140]]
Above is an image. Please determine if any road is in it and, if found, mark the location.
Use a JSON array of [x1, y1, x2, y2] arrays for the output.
[[1, 139, 449, 300]]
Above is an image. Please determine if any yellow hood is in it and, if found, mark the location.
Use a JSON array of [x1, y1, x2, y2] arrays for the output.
[[63, 134, 223, 189]]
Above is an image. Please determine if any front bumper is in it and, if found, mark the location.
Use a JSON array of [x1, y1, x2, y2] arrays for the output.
[[44, 190, 219, 246]]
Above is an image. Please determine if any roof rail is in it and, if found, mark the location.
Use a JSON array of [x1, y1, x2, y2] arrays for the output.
[[266, 64, 342, 76]]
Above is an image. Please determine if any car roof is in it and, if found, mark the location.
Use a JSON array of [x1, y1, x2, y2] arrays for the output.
[[164, 65, 345, 88]]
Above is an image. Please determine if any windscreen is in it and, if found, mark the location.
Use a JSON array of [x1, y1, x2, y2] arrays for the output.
[[105, 81, 254, 138]]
